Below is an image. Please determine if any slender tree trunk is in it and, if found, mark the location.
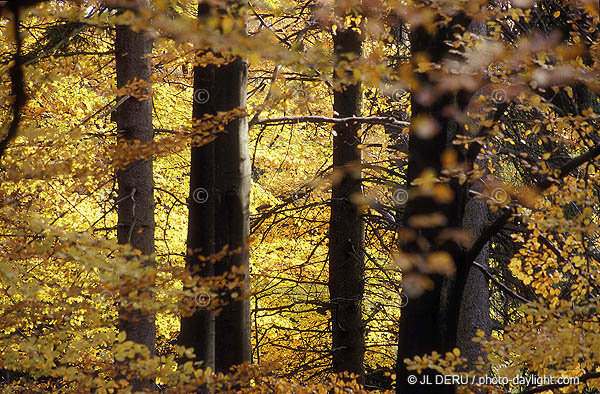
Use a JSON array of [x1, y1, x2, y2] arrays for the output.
[[328, 25, 365, 381], [213, 53, 252, 371], [114, 4, 156, 390]]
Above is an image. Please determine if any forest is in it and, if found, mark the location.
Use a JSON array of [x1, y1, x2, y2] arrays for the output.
[[0, 0, 599, 393]]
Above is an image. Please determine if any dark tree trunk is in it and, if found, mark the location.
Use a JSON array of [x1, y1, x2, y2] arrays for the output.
[[212, 0, 251, 370], [395, 14, 471, 394], [178, 42, 217, 368], [114, 5, 156, 390], [180, 1, 251, 373], [328, 26, 365, 381], [455, 19, 492, 376], [457, 190, 491, 371], [213, 55, 252, 372]]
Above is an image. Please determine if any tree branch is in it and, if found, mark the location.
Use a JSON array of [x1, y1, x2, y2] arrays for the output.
[[465, 142, 600, 265], [248, 64, 282, 128], [471, 260, 533, 304], [254, 115, 409, 128], [465, 210, 512, 265]]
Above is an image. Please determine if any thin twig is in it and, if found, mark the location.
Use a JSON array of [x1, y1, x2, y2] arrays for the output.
[[127, 188, 137, 244], [249, 65, 282, 128]]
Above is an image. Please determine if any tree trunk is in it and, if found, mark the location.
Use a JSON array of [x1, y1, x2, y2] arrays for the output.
[[178, 49, 217, 369], [213, 55, 252, 372], [212, 1, 251, 368], [180, 2, 251, 373], [179, 2, 219, 370], [114, 5, 156, 390], [328, 25, 365, 381], [395, 14, 470, 394], [457, 192, 491, 370], [455, 18, 492, 375]]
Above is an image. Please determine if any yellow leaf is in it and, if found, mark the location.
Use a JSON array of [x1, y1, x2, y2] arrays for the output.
[[412, 116, 440, 139], [221, 17, 234, 34], [117, 331, 126, 343], [426, 252, 455, 275], [415, 61, 435, 73], [565, 86, 573, 99], [204, 366, 213, 377], [432, 184, 454, 204]]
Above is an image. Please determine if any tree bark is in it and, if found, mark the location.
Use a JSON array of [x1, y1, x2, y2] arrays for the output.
[[328, 25, 365, 381], [213, 54, 252, 371], [180, 1, 251, 373], [114, 4, 156, 390], [457, 189, 491, 371], [179, 2, 219, 370], [211, 1, 252, 370], [179, 47, 217, 370], [455, 18, 492, 376], [395, 14, 470, 394]]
